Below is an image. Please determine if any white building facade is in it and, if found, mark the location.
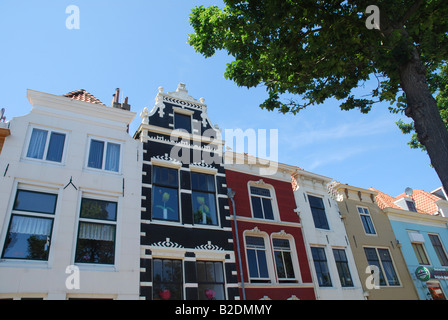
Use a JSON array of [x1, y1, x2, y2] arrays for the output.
[[292, 170, 364, 300], [0, 89, 142, 300]]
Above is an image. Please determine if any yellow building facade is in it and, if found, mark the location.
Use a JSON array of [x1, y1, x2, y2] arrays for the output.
[[330, 182, 419, 300]]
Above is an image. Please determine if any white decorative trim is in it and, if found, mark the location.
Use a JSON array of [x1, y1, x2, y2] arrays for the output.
[[287, 295, 300, 300], [150, 238, 184, 248], [259, 296, 272, 300], [151, 154, 182, 168], [195, 241, 224, 251], [189, 161, 218, 174]]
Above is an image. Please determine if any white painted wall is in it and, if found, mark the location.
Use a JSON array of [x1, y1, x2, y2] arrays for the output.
[[0, 90, 142, 300], [293, 171, 364, 300]]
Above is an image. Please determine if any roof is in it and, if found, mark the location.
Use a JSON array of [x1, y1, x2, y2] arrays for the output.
[[63, 89, 106, 106], [370, 187, 442, 215]]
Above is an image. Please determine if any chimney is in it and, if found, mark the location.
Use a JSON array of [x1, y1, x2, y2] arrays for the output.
[[111, 88, 131, 111]]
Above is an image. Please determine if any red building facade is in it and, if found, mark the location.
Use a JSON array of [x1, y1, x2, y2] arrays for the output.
[[225, 153, 316, 300]]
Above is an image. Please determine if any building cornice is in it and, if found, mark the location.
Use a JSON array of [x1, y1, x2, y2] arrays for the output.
[[383, 206, 448, 226], [27, 89, 136, 127]]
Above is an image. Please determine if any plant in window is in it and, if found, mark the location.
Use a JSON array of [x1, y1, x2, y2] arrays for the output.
[[205, 289, 216, 300], [156, 192, 175, 220], [194, 196, 212, 224], [159, 289, 171, 300]]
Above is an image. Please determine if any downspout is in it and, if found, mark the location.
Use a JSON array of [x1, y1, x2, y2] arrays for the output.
[[227, 188, 246, 300]]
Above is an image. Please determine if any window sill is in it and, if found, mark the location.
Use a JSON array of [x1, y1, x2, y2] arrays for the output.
[[0, 259, 50, 269], [21, 158, 65, 167], [75, 263, 117, 272], [83, 167, 122, 176]]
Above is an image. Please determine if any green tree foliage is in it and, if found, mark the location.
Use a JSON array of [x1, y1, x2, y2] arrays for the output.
[[188, 0, 448, 191]]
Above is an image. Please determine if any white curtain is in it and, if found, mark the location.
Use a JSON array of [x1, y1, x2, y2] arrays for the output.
[[79, 222, 115, 241], [9, 215, 52, 236], [26, 128, 47, 159], [105, 143, 120, 172]]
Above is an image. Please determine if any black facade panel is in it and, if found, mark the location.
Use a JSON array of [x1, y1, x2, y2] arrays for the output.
[[227, 287, 239, 300], [181, 192, 193, 225], [180, 170, 191, 190], [225, 262, 238, 284], [184, 261, 197, 283], [185, 287, 198, 300]]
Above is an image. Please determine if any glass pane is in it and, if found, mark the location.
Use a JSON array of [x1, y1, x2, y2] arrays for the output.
[[46, 132, 65, 162], [88, 140, 104, 169], [105, 143, 120, 172], [274, 251, 286, 278], [2, 215, 53, 260], [246, 249, 259, 278], [273, 238, 291, 250], [152, 259, 183, 300], [283, 251, 295, 278], [75, 223, 115, 264], [26, 128, 47, 160], [191, 173, 215, 192], [80, 198, 117, 221], [198, 284, 225, 300], [262, 198, 274, 220], [246, 236, 265, 248], [153, 259, 163, 282], [257, 250, 269, 278], [152, 186, 179, 221], [251, 196, 263, 219], [153, 166, 178, 188], [197, 262, 206, 282], [214, 262, 224, 283], [250, 186, 271, 197], [192, 191, 217, 225], [14, 190, 57, 214], [174, 113, 191, 133], [308, 195, 325, 209]]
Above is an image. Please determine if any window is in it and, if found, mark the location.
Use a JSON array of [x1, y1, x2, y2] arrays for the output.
[[308, 195, 329, 230], [197, 261, 225, 300], [87, 139, 121, 172], [250, 186, 274, 220], [427, 282, 447, 300], [26, 128, 66, 163], [364, 247, 400, 286], [412, 243, 430, 265], [153, 259, 183, 300], [357, 207, 376, 235], [246, 236, 270, 282], [333, 249, 353, 287], [152, 166, 179, 221], [174, 113, 191, 133], [75, 198, 117, 264], [273, 238, 296, 282], [191, 172, 217, 225], [2, 189, 57, 261], [406, 200, 417, 212], [429, 234, 448, 266], [311, 247, 332, 287]]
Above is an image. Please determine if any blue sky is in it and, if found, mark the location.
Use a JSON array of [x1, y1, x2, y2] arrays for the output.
[[0, 0, 442, 196]]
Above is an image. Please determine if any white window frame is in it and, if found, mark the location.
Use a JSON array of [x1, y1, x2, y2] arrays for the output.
[[270, 233, 301, 283], [357, 206, 377, 235], [0, 182, 60, 265], [243, 229, 275, 283], [247, 181, 280, 221], [85, 136, 123, 174], [23, 125, 69, 165], [74, 191, 119, 269]]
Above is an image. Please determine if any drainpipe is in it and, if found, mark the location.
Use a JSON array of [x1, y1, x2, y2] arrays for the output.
[[227, 188, 246, 300]]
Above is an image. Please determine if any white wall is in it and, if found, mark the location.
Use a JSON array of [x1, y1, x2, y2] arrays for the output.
[[0, 90, 142, 300], [293, 172, 364, 300]]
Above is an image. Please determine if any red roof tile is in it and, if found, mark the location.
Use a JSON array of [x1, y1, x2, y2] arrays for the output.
[[370, 187, 442, 215], [63, 89, 105, 106]]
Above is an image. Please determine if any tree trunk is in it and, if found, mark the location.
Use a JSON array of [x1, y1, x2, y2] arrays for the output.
[[399, 49, 448, 195]]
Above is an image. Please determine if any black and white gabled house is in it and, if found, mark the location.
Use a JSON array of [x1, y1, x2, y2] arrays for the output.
[[134, 83, 239, 300]]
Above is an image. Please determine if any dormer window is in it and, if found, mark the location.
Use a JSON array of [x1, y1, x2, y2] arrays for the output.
[[405, 199, 417, 212]]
